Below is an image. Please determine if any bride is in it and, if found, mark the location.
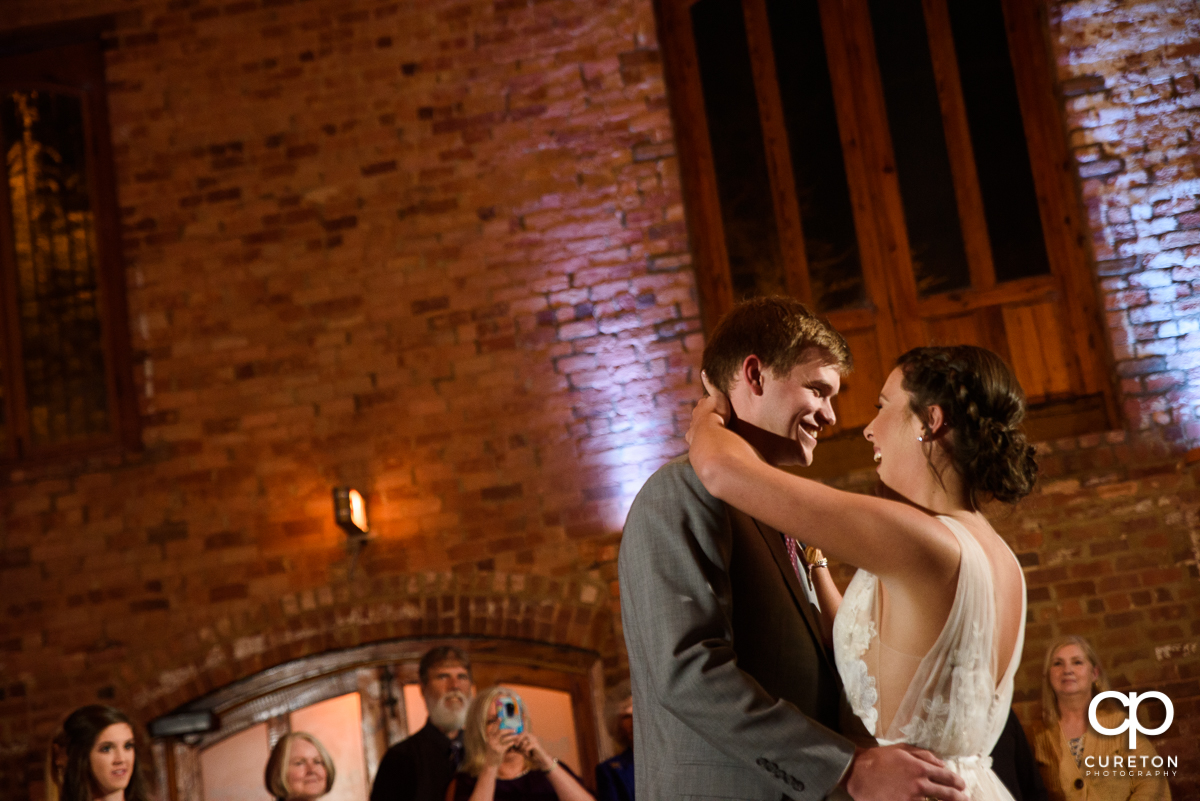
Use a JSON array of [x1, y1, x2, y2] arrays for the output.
[[687, 345, 1037, 801]]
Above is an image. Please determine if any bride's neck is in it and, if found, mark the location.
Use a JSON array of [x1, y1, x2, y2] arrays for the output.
[[896, 469, 972, 516]]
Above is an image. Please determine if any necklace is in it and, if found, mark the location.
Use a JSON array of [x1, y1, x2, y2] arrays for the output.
[[498, 759, 531, 781]]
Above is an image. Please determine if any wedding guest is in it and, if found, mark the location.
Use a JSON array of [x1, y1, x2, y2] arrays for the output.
[[265, 732, 336, 801], [1030, 636, 1171, 801], [449, 686, 593, 801], [594, 695, 633, 801], [372, 645, 475, 801], [44, 729, 67, 801], [990, 709, 1048, 801], [58, 705, 150, 801]]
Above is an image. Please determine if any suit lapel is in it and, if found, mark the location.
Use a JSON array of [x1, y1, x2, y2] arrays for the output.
[[734, 509, 837, 673]]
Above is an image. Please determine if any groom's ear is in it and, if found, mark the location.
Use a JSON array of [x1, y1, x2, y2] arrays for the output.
[[740, 354, 766, 396]]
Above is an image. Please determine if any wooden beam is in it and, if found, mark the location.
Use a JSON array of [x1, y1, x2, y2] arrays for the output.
[[743, 0, 813, 305], [654, 0, 735, 332], [922, 0, 997, 291], [1000, 0, 1117, 425]]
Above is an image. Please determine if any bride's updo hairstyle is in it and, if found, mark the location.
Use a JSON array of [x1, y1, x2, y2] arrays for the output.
[[896, 345, 1038, 506]]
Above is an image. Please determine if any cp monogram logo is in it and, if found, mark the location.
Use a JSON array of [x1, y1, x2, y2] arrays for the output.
[[1088, 691, 1174, 749]]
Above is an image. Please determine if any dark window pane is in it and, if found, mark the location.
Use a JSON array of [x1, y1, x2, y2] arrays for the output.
[[3, 90, 110, 448], [868, 0, 971, 296], [947, 0, 1051, 282], [768, 0, 866, 312], [692, 0, 786, 301], [0, 353, 7, 454]]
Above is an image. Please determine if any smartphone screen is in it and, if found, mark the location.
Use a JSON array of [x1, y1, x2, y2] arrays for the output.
[[496, 697, 524, 734]]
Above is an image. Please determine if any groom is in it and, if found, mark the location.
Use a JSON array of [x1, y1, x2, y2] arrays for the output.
[[619, 297, 968, 801]]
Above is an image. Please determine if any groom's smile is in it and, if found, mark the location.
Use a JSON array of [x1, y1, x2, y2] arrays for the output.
[[731, 347, 842, 467]]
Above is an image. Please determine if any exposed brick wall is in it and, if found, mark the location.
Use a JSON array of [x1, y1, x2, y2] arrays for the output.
[[0, 0, 1199, 799], [123, 571, 617, 719], [0, 0, 693, 796], [1044, 4, 1200, 792], [1055, 0, 1200, 442]]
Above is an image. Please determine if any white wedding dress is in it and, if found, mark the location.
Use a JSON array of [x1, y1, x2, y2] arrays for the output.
[[833, 515, 1026, 801]]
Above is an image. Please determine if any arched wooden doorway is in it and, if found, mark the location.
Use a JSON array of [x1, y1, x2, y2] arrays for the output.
[[151, 637, 611, 801]]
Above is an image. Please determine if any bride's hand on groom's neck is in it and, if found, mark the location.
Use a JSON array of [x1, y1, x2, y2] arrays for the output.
[[690, 373, 735, 433]]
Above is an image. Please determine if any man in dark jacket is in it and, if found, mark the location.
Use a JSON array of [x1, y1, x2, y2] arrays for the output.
[[595, 694, 634, 801], [370, 646, 475, 801]]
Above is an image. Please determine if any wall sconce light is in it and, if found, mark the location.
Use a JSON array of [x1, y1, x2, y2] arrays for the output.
[[333, 487, 370, 538], [147, 709, 219, 742]]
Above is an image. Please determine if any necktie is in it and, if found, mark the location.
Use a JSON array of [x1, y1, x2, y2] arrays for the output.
[[783, 535, 806, 584]]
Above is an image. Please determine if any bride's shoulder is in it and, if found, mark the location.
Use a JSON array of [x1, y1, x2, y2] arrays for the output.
[[935, 513, 1013, 554]]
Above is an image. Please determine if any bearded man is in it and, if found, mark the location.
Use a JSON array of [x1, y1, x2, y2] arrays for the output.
[[370, 646, 476, 801]]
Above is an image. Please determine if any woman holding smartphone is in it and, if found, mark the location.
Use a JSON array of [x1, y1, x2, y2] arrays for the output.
[[448, 686, 593, 801]]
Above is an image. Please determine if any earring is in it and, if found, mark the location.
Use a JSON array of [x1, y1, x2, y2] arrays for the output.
[[917, 435, 924, 442]]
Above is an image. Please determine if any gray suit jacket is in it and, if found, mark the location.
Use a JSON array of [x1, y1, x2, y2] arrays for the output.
[[619, 456, 861, 801]]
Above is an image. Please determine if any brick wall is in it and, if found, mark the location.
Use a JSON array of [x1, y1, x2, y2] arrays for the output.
[[1046, 5, 1200, 791], [1057, 0, 1200, 442], [0, 0, 696, 795], [0, 0, 1198, 799]]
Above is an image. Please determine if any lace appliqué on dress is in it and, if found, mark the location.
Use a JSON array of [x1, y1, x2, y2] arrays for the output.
[[898, 621, 991, 755], [831, 516, 1027, 801], [833, 570, 879, 736]]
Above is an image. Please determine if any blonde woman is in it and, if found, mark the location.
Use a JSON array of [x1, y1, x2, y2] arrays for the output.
[[449, 686, 593, 801], [264, 732, 336, 801], [1029, 636, 1171, 801]]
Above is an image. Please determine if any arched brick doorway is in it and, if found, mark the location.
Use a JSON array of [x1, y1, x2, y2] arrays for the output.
[[152, 636, 613, 801], [135, 573, 623, 800]]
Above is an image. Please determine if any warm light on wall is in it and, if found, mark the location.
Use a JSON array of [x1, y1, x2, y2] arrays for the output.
[[333, 487, 370, 537]]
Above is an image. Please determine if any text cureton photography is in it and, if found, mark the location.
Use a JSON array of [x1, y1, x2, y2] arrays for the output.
[[1082, 754, 1179, 779]]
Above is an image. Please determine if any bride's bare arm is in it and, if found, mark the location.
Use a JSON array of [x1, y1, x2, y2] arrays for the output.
[[809, 560, 840, 646], [688, 394, 959, 583]]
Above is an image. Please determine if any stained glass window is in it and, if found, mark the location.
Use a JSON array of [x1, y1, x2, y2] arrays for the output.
[[0, 31, 136, 462], [3, 90, 111, 447]]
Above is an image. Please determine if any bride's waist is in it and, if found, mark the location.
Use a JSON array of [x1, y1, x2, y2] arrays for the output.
[[875, 740, 993, 773]]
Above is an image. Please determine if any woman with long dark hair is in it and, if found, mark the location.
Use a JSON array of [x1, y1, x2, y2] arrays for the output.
[[58, 705, 150, 801]]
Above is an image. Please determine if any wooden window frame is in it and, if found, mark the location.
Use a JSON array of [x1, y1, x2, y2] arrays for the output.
[[656, 0, 1116, 474], [0, 17, 139, 466]]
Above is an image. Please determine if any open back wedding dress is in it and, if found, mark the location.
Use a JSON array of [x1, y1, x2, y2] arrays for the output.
[[833, 515, 1026, 800]]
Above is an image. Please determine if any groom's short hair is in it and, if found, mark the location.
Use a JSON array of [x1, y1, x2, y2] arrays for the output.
[[702, 296, 852, 394]]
